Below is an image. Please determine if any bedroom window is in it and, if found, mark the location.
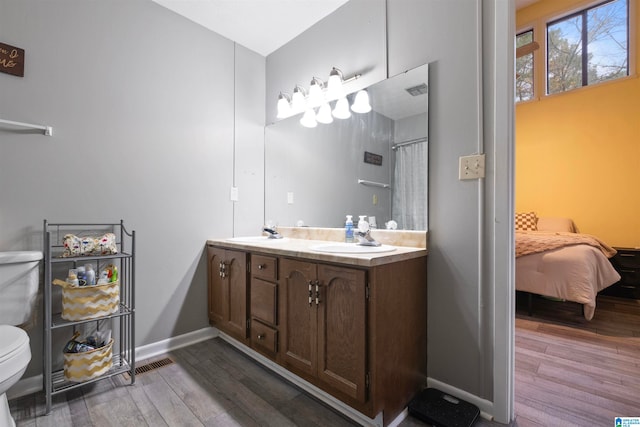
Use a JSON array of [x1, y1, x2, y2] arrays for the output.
[[516, 29, 535, 102], [547, 0, 629, 95]]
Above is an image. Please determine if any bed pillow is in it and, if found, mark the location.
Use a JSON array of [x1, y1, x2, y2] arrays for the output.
[[515, 212, 538, 231], [536, 217, 577, 233]]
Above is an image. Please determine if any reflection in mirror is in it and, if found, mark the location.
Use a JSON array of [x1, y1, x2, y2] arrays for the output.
[[265, 63, 428, 230]]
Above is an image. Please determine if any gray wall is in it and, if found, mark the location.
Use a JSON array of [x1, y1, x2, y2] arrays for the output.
[[0, 0, 264, 377], [387, 0, 487, 396]]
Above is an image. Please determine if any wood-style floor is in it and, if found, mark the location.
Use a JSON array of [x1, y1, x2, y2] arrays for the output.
[[10, 293, 640, 426], [511, 293, 640, 426]]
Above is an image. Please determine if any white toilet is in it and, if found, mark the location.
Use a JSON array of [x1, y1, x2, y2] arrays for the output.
[[0, 251, 42, 427]]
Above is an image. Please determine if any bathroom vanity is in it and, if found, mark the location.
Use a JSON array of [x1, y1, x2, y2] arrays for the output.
[[206, 228, 427, 427]]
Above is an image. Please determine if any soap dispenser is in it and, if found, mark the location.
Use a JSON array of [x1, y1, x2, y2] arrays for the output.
[[345, 215, 354, 243], [358, 215, 369, 233]]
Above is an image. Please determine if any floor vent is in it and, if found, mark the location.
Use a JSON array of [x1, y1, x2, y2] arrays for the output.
[[122, 357, 174, 379]]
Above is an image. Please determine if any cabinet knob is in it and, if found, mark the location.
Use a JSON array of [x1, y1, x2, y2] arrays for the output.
[[257, 264, 265, 270], [257, 334, 265, 340]]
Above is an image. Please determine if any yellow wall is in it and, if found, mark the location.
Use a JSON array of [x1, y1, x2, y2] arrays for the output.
[[516, 0, 640, 248]]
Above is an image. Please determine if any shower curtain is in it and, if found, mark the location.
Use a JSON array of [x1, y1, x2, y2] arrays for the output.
[[392, 141, 427, 230]]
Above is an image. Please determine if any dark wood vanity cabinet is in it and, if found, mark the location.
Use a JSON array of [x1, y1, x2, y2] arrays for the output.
[[207, 242, 427, 426], [280, 258, 367, 403], [207, 246, 249, 343]]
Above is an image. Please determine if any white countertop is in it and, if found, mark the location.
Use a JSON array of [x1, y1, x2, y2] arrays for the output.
[[206, 236, 427, 267]]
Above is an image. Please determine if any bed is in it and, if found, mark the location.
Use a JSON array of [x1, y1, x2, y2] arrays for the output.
[[515, 214, 621, 320]]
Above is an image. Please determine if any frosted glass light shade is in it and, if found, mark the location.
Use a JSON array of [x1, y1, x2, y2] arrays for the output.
[[351, 90, 371, 113], [276, 93, 292, 118], [332, 97, 351, 119], [291, 87, 306, 114], [327, 68, 344, 99], [308, 78, 324, 108], [300, 109, 318, 128], [316, 103, 333, 124]]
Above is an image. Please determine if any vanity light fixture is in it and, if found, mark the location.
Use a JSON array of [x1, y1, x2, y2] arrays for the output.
[[276, 67, 364, 127], [276, 92, 292, 119], [350, 89, 372, 114]]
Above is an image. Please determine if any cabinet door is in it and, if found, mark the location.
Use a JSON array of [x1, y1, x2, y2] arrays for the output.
[[207, 246, 225, 325], [317, 264, 367, 403], [225, 250, 249, 340], [280, 258, 317, 377]]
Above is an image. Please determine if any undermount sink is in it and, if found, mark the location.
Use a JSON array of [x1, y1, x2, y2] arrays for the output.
[[225, 236, 287, 243], [309, 243, 396, 254]]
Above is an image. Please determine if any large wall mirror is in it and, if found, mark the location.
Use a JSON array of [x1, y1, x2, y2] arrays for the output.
[[265, 63, 428, 230]]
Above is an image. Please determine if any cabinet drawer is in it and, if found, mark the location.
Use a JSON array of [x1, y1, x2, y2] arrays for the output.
[[613, 250, 640, 269], [251, 278, 277, 325], [251, 255, 278, 281], [619, 269, 640, 286], [251, 319, 278, 354]]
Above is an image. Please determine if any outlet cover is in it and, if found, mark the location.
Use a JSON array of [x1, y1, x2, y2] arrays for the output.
[[459, 154, 485, 180]]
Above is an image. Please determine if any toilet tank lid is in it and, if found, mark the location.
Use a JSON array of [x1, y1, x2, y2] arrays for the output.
[[0, 251, 43, 264]]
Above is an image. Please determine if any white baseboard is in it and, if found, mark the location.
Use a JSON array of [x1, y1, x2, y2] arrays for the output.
[[8, 326, 219, 400], [426, 377, 494, 421], [134, 326, 218, 361], [6, 374, 43, 400], [387, 408, 409, 427]]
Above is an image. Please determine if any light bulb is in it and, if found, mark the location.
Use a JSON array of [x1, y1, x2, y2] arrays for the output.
[[332, 97, 351, 119], [300, 108, 318, 128], [316, 103, 333, 124], [351, 90, 371, 114]]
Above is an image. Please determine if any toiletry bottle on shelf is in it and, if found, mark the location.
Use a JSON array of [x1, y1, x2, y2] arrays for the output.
[[345, 215, 354, 243], [85, 264, 96, 286], [76, 266, 87, 286]]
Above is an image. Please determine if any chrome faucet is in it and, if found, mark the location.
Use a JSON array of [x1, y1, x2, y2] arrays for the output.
[[355, 229, 381, 246], [262, 225, 283, 239]]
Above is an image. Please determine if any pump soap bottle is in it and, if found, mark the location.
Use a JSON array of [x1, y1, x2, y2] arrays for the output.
[[345, 215, 354, 243]]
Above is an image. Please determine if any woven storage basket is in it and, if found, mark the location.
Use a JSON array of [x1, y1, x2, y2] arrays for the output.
[[63, 338, 113, 382], [53, 279, 120, 321]]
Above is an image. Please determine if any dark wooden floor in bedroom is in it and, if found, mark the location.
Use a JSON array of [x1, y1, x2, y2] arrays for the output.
[[9, 293, 640, 426]]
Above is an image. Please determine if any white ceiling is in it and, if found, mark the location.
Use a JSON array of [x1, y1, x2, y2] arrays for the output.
[[154, 0, 536, 57], [152, 0, 349, 56]]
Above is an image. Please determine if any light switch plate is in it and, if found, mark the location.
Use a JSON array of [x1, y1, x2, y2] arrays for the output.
[[287, 192, 294, 204], [459, 154, 485, 180]]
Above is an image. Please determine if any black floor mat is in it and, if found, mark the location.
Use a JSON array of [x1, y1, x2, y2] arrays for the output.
[[408, 388, 480, 427]]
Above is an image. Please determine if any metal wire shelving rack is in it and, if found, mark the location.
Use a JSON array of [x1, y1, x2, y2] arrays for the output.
[[43, 220, 135, 414]]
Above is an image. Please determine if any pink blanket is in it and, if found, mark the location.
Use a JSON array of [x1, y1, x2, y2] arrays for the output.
[[516, 232, 621, 320], [516, 231, 617, 259]]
